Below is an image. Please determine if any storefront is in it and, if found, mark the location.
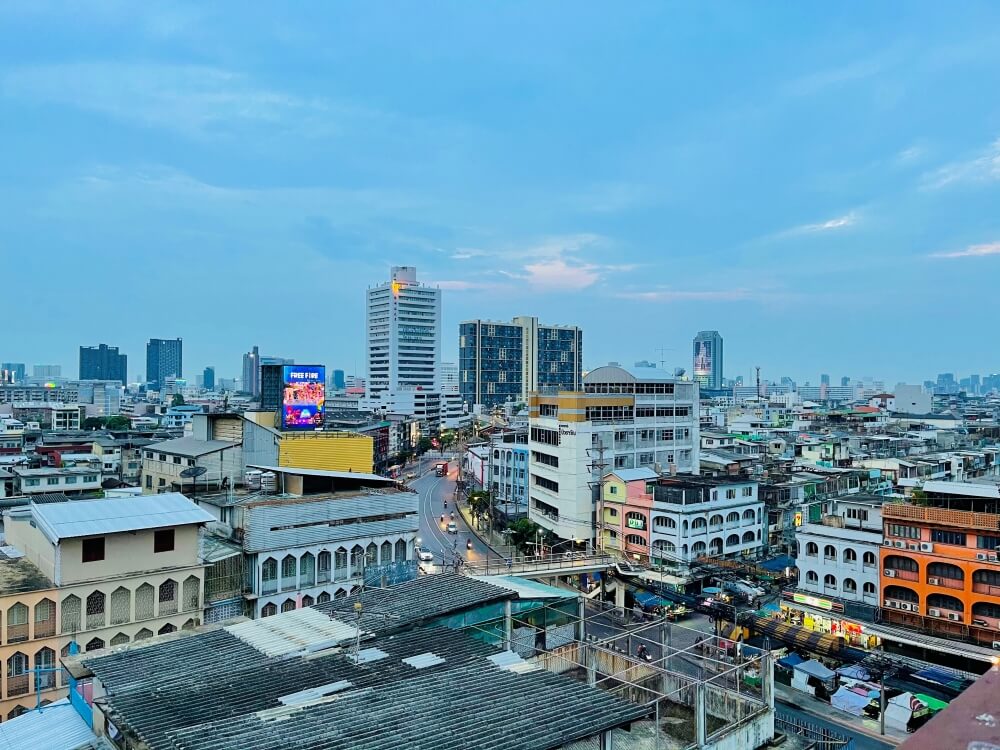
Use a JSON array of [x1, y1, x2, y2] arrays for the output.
[[779, 591, 879, 650]]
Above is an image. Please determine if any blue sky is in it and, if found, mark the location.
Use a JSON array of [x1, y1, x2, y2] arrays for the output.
[[3, 2, 999, 385]]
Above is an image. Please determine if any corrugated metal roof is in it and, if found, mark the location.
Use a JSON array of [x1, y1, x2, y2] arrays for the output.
[[355, 647, 389, 664], [0, 699, 97, 750], [31, 493, 215, 542], [148, 437, 237, 457], [401, 652, 444, 669], [278, 680, 354, 706], [247, 464, 393, 484], [225, 608, 358, 658]]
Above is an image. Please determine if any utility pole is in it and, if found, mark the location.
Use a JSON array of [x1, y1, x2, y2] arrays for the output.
[[586, 438, 609, 555], [755, 366, 762, 399]]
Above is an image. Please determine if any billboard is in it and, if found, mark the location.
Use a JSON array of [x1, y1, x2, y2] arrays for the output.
[[281, 365, 326, 430]]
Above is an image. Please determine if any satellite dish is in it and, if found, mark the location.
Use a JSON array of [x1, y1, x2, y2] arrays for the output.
[[180, 466, 208, 479]]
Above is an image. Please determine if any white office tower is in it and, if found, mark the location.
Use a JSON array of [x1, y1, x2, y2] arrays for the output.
[[366, 267, 441, 414]]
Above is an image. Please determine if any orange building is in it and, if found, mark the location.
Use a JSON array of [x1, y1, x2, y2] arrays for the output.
[[880, 504, 1000, 647]]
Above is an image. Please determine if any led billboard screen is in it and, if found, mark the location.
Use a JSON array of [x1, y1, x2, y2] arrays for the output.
[[281, 365, 325, 430]]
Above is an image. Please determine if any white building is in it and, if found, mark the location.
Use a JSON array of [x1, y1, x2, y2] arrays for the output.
[[793, 495, 885, 606], [13, 466, 102, 496], [527, 364, 700, 543], [890, 384, 932, 415], [366, 266, 441, 406]]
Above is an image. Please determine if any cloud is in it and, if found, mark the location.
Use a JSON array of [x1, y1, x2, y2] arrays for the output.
[[895, 145, 926, 165], [428, 279, 502, 291], [772, 211, 859, 238], [518, 258, 602, 290], [784, 57, 886, 97], [620, 288, 757, 302], [921, 137, 1000, 189], [930, 241, 1000, 259]]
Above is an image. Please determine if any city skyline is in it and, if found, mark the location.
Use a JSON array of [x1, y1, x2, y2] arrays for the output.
[[3, 4, 1000, 382]]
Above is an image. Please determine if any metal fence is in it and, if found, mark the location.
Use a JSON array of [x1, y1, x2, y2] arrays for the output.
[[776, 711, 856, 750]]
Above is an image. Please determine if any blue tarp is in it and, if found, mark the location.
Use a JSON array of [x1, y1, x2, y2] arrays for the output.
[[634, 591, 669, 608], [760, 555, 795, 572], [777, 652, 805, 669]]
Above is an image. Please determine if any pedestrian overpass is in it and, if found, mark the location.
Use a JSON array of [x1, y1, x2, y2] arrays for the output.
[[463, 553, 632, 579]]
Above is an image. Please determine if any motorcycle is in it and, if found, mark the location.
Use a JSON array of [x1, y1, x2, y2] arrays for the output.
[[466, 539, 473, 550], [636, 646, 652, 663]]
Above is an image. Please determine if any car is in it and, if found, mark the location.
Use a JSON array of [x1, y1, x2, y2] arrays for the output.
[[446, 522, 458, 534], [417, 546, 434, 562]]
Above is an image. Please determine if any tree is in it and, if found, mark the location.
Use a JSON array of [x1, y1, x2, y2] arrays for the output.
[[105, 416, 131, 430], [416, 437, 433, 455], [83, 417, 106, 431], [171, 394, 186, 407], [506, 519, 554, 556], [396, 449, 413, 466], [467, 490, 491, 520]]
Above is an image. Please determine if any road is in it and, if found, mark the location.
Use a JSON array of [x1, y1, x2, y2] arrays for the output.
[[410, 457, 491, 570]]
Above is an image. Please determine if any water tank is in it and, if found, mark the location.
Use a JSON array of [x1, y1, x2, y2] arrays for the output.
[[244, 470, 262, 490], [260, 472, 277, 494]]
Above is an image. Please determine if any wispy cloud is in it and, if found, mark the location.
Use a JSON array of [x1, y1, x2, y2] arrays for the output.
[[895, 145, 926, 165], [930, 241, 1000, 259], [619, 288, 757, 303], [771, 211, 859, 239], [784, 57, 886, 97], [428, 279, 503, 291], [921, 137, 1000, 189]]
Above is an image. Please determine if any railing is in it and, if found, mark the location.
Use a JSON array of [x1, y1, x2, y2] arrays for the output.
[[928, 576, 964, 590], [883, 503, 1000, 532], [776, 712, 855, 750], [463, 553, 615, 577], [886, 568, 919, 581], [972, 582, 1000, 596]]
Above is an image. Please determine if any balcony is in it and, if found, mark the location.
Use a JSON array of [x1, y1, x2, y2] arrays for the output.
[[885, 568, 919, 582], [883, 503, 1000, 532], [927, 576, 964, 591], [973, 582, 1000, 597]]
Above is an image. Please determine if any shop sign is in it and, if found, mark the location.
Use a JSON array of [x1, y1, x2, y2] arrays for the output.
[[627, 517, 645, 530], [784, 590, 845, 614]]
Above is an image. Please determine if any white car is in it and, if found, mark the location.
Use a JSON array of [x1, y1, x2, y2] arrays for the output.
[[417, 546, 434, 562], [446, 522, 458, 534]]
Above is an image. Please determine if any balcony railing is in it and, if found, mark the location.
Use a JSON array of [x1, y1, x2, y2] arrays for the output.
[[883, 503, 1000, 532], [261, 579, 278, 595], [973, 582, 1000, 597], [886, 568, 919, 582], [6, 674, 28, 696], [927, 576, 964, 590]]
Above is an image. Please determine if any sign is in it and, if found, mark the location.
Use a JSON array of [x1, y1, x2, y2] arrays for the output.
[[627, 516, 646, 530], [793, 511, 802, 527], [558, 425, 576, 436], [783, 590, 846, 614], [281, 365, 326, 430]]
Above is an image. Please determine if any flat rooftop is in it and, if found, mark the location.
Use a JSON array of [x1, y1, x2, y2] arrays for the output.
[[0, 547, 54, 596]]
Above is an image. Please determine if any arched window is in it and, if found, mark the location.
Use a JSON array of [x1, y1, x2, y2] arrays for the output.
[[261, 603, 278, 618], [135, 628, 153, 641], [86, 591, 106, 629], [334, 548, 348, 579], [927, 593, 963, 612], [625, 534, 644, 546], [651, 540, 676, 562], [843, 548, 857, 563], [158, 623, 176, 635], [281, 599, 296, 613], [927, 562, 963, 584], [805, 542, 818, 557], [709, 514, 724, 528], [708, 538, 723, 555], [691, 517, 707, 530], [318, 550, 332, 583], [110, 633, 130, 646], [743, 509, 755, 522], [317, 592, 332, 603], [301, 595, 315, 607], [6, 653, 28, 696], [34, 647, 55, 689], [183, 576, 200, 611], [682, 520, 689, 536], [365, 543, 378, 566], [261, 558, 278, 590], [884, 585, 918, 603], [726, 512, 740, 524], [110, 587, 130, 625], [182, 619, 198, 630], [281, 555, 297, 586], [351, 545, 364, 573], [290, 554, 311, 589], [653, 516, 676, 530], [135, 583, 154, 620], [726, 534, 740, 548], [692, 541, 706, 555], [863, 551, 876, 566], [843, 578, 857, 593], [85, 637, 105, 652], [625, 512, 646, 530], [806, 571, 818, 584], [742, 531, 755, 544], [34, 598, 55, 638], [824, 545, 836, 560], [380, 540, 392, 563], [863, 582, 876, 595], [824, 574, 837, 588], [973, 569, 1000, 595], [395, 539, 407, 561], [884, 555, 918, 576], [972, 602, 1000, 619], [61, 595, 81, 634], [158, 580, 177, 616], [7, 602, 29, 642]]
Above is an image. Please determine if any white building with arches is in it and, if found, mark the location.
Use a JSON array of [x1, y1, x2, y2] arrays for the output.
[[197, 466, 419, 619]]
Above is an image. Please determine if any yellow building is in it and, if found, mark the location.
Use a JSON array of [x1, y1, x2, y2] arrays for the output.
[[277, 431, 373, 474]]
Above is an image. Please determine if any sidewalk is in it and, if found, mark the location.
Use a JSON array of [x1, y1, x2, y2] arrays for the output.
[[456, 501, 514, 559], [775, 682, 905, 745]]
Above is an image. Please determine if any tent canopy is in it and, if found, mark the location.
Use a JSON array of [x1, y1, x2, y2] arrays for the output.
[[831, 686, 872, 716], [793, 659, 836, 681]]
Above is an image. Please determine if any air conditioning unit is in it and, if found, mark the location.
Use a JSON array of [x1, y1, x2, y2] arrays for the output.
[[907, 543, 919, 551], [884, 600, 896, 608], [977, 553, 989, 561], [948, 612, 961, 621], [894, 541, 906, 548], [928, 577, 940, 586], [972, 618, 988, 627], [990, 555, 999, 563], [883, 538, 893, 546], [992, 641, 1000, 650], [900, 602, 912, 611], [929, 608, 941, 617], [884, 569, 896, 578], [919, 542, 934, 553]]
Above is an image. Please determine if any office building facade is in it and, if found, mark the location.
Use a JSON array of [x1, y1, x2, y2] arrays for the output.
[[79, 344, 127, 383], [203, 367, 215, 391], [459, 316, 583, 410], [146, 338, 182, 392], [366, 266, 440, 404], [0, 363, 25, 384], [692, 330, 724, 391]]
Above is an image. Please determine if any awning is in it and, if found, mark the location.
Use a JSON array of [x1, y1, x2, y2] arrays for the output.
[[794, 659, 836, 681], [750, 615, 845, 657], [914, 693, 949, 712]]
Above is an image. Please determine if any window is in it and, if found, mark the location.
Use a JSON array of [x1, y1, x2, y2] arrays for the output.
[[710, 515, 724, 527], [846, 507, 869, 522], [135, 628, 153, 641], [365, 543, 377, 566], [158, 623, 177, 635], [110, 633, 130, 646], [884, 585, 918, 603], [281, 555, 297, 582], [183, 576, 200, 611], [529, 427, 559, 446], [625, 534, 644, 546], [726, 512, 740, 524], [726, 534, 740, 547], [65, 476, 77, 484], [927, 593, 963, 612], [691, 517, 707, 530], [539, 404, 558, 417], [888, 524, 920, 539], [159, 580, 177, 615], [61, 595, 81, 633], [317, 592, 332, 604], [843, 578, 857, 593], [863, 551, 876, 566], [843, 548, 857, 563], [653, 516, 676, 530], [927, 562, 964, 581], [742, 531, 755, 544], [863, 582, 876, 595], [742, 508, 755, 520], [742, 487, 753, 497], [299, 553, 316, 586], [805, 542, 818, 557], [154, 529, 175, 553], [824, 545, 836, 560], [145, 475, 152, 489], [885, 555, 918, 572], [7, 652, 28, 695], [824, 574, 837, 587], [532, 474, 559, 493], [301, 595, 315, 607], [977, 535, 1000, 550], [172, 456, 181, 464], [34, 598, 55, 638], [530, 451, 559, 468], [281, 599, 296, 613], [47, 477, 59, 486], [806, 571, 818, 584], [86, 638, 105, 652], [395, 539, 407, 561], [725, 489, 736, 500], [261, 603, 278, 617], [86, 591, 106, 629], [135, 584, 154, 620], [110, 587, 130, 625], [82, 537, 105, 563], [380, 540, 392, 563], [34, 648, 55, 689], [931, 529, 967, 546]]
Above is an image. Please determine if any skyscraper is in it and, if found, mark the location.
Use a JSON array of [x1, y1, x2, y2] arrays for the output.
[[0, 363, 25, 384], [146, 338, 182, 391], [820, 373, 830, 386], [459, 316, 583, 409], [242, 346, 261, 397], [331, 369, 346, 391], [79, 344, 127, 383], [33, 364, 62, 379], [366, 266, 441, 404], [203, 366, 215, 391], [692, 330, 724, 391]]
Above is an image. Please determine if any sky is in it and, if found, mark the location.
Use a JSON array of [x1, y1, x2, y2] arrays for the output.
[[2, 2, 1000, 385]]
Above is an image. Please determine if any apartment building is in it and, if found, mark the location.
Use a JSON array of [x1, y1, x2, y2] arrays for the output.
[[10, 402, 84, 431], [12, 467, 101, 497], [528, 365, 699, 542], [197, 465, 419, 618], [880, 503, 1000, 648], [0, 495, 213, 718]]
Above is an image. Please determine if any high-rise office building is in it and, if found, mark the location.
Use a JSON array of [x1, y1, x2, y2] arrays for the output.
[[459, 316, 583, 410], [840, 376, 850, 387], [79, 344, 127, 383], [242, 346, 261, 397], [366, 266, 441, 404], [692, 330, 724, 391], [1, 363, 25, 385], [820, 373, 830, 386], [33, 364, 62, 379], [203, 366, 215, 391], [331, 369, 346, 391], [146, 338, 182, 391]]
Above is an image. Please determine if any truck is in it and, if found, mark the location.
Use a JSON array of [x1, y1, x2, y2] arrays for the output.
[[434, 461, 448, 477]]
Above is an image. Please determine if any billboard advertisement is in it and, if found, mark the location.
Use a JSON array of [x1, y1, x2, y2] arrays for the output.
[[281, 365, 326, 430]]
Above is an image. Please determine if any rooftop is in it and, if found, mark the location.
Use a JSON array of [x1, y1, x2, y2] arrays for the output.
[[13, 466, 99, 477], [246, 464, 392, 484], [0, 546, 54, 595], [0, 698, 99, 750], [607, 467, 658, 483], [146, 436, 237, 457], [585, 363, 678, 383], [26, 493, 214, 542]]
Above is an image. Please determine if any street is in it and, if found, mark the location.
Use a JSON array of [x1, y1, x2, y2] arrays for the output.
[[410, 458, 491, 569]]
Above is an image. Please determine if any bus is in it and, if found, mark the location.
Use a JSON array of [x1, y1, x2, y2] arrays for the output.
[[435, 461, 448, 477]]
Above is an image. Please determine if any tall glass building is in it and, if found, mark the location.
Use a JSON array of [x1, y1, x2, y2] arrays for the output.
[[459, 316, 583, 410], [79, 344, 127, 383], [146, 338, 182, 392], [692, 330, 723, 391]]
